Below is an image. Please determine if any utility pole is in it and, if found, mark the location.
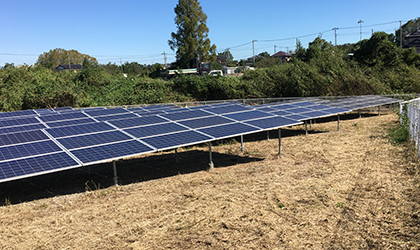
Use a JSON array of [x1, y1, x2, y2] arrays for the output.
[[252, 40, 257, 65], [332, 27, 339, 46], [162, 51, 167, 68], [358, 19, 364, 41], [399, 20, 403, 48], [274, 45, 277, 54]]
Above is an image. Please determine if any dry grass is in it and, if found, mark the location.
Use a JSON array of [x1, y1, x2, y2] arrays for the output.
[[0, 112, 419, 249]]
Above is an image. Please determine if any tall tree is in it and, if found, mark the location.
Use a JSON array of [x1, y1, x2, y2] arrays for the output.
[[168, 0, 216, 68], [36, 48, 98, 69]]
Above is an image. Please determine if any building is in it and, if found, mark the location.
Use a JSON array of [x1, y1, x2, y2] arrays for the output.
[[55, 64, 84, 72], [405, 30, 420, 53], [271, 51, 292, 62]]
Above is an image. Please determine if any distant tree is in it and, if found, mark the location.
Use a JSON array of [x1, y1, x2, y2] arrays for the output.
[[218, 50, 234, 65], [395, 17, 420, 47], [36, 48, 98, 69], [168, 0, 217, 68]]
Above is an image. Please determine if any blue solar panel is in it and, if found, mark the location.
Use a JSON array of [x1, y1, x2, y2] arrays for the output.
[[284, 114, 310, 121], [306, 104, 333, 110], [0, 140, 62, 161], [83, 108, 129, 117], [137, 110, 167, 116], [46, 122, 115, 138], [292, 101, 316, 107], [108, 116, 168, 129], [178, 116, 234, 129], [222, 110, 274, 121], [34, 109, 55, 115], [141, 130, 213, 150], [39, 112, 89, 122], [321, 107, 350, 114], [271, 110, 292, 116], [203, 104, 251, 114], [0, 117, 40, 128], [244, 116, 302, 130], [254, 107, 277, 112], [124, 122, 188, 138], [94, 113, 139, 121], [198, 123, 261, 139], [270, 104, 297, 110], [0, 124, 46, 135], [0, 130, 49, 147], [0, 109, 37, 119], [70, 140, 154, 165], [299, 110, 331, 119], [57, 130, 132, 150], [163, 107, 190, 113], [46, 118, 97, 128], [0, 152, 80, 183], [286, 107, 313, 114], [160, 109, 213, 121], [52, 107, 73, 111]]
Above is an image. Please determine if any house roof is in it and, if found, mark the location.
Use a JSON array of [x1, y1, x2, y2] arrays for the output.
[[406, 30, 420, 38], [271, 51, 291, 58]]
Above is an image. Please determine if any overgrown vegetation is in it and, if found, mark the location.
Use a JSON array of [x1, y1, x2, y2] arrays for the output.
[[1, 31, 420, 111]]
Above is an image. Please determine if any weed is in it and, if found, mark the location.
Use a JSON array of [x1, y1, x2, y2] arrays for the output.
[[278, 202, 285, 208], [337, 202, 344, 208], [4, 198, 11, 206]]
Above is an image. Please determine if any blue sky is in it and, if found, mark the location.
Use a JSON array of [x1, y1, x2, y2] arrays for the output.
[[1, 0, 418, 66]]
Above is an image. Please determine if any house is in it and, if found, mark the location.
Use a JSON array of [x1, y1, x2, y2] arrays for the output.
[[405, 30, 420, 53], [271, 51, 292, 62], [55, 64, 84, 72]]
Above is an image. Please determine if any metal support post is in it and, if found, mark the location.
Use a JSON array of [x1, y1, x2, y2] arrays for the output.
[[359, 110, 361, 119], [310, 120, 312, 130], [88, 166, 91, 175], [175, 148, 179, 163], [278, 128, 282, 157], [378, 106, 381, 116], [337, 114, 340, 131], [418, 134, 420, 160], [209, 142, 214, 171], [240, 135, 244, 153], [305, 121, 308, 135], [113, 161, 118, 186], [267, 131, 270, 140]]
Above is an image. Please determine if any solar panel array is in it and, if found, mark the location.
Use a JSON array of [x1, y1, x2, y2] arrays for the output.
[[0, 103, 303, 183], [0, 96, 403, 183]]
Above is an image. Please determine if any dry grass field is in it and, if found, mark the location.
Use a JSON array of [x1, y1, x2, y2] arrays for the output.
[[0, 111, 419, 249]]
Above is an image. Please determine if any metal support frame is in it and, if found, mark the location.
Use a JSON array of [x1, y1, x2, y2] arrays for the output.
[[209, 142, 214, 171], [337, 114, 340, 131], [267, 131, 270, 140], [175, 148, 179, 163], [378, 106, 381, 116], [418, 133, 420, 160], [240, 135, 244, 153], [113, 161, 118, 186], [305, 121, 308, 135], [278, 128, 282, 157], [359, 110, 361, 119], [309, 120, 312, 130]]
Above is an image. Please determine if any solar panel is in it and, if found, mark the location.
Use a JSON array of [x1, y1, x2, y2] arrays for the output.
[[198, 123, 261, 139], [34, 109, 55, 115], [0, 152, 80, 183], [83, 108, 129, 117], [299, 110, 331, 119], [39, 112, 89, 122], [271, 110, 292, 116], [0, 130, 49, 147], [321, 107, 351, 114], [124, 122, 188, 138], [57, 130, 133, 150], [45, 118, 97, 128], [286, 107, 313, 114], [52, 107, 73, 111], [284, 114, 310, 121], [203, 104, 251, 114], [141, 130, 213, 151], [108, 116, 168, 129], [160, 109, 213, 121], [94, 113, 139, 121], [244, 116, 302, 130], [222, 110, 275, 121], [70, 140, 154, 165], [0, 109, 37, 119], [178, 116, 234, 129], [45, 122, 115, 138], [0, 124, 47, 135], [0, 117, 40, 128], [0, 140, 62, 161]]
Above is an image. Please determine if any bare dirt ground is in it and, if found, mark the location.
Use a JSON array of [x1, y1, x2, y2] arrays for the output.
[[0, 111, 419, 249]]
